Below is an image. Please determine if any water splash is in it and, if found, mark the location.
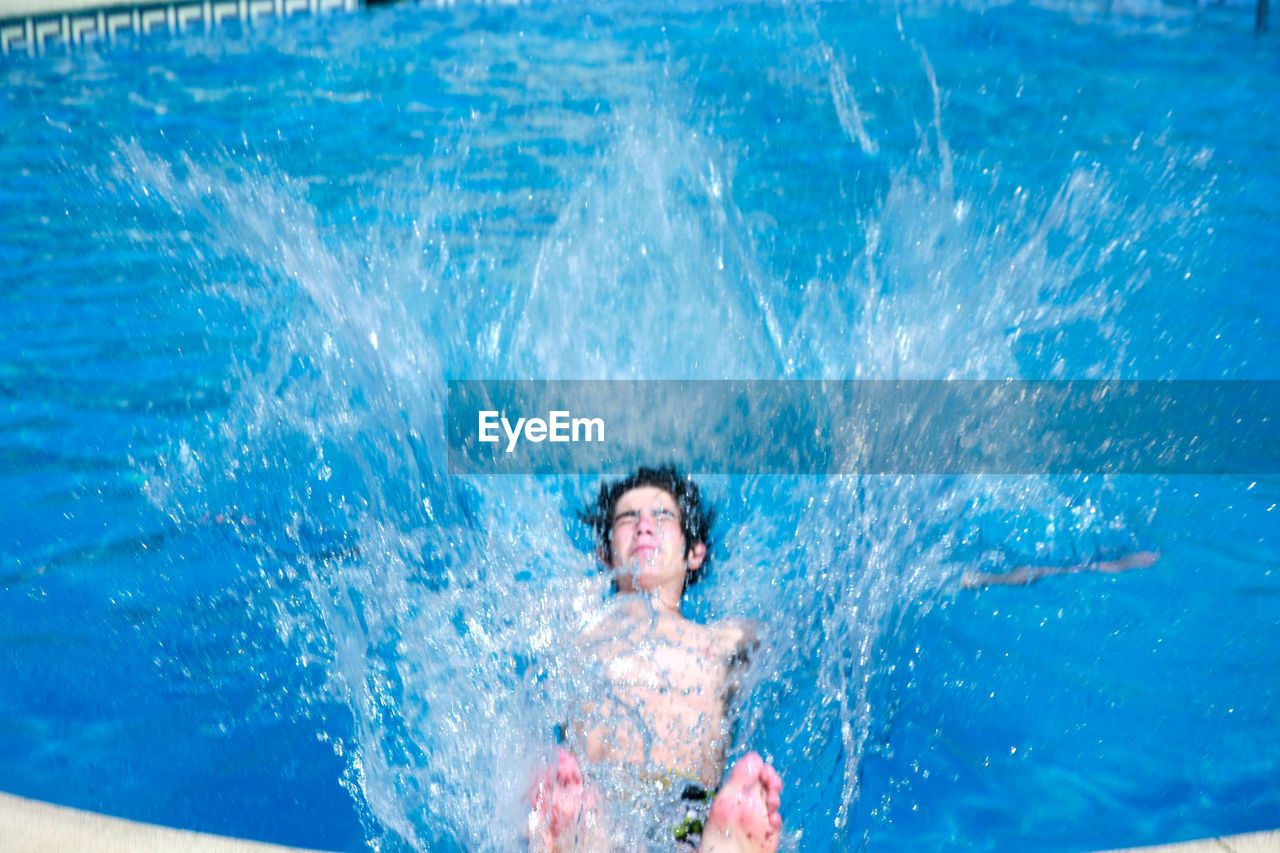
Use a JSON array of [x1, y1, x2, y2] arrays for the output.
[[123, 29, 1208, 852], [492, 105, 789, 380]]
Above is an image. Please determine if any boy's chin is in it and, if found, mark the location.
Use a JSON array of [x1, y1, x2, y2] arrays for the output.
[[613, 563, 664, 589]]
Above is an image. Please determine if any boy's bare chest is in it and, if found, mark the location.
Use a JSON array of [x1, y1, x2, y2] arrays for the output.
[[600, 634, 728, 698]]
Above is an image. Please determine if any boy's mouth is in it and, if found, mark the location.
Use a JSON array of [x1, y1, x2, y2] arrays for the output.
[[629, 544, 657, 562]]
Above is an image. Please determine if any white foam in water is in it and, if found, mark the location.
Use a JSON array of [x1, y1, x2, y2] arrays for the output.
[[129, 16, 1211, 851]]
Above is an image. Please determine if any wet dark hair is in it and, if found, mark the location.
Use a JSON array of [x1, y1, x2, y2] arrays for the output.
[[580, 465, 715, 587]]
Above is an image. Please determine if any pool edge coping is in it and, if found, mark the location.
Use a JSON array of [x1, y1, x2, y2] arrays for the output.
[[3, 789, 1277, 853], [0, 790, 342, 853], [1090, 829, 1280, 853]]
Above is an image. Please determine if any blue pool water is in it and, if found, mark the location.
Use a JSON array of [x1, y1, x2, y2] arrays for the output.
[[2, 1, 1278, 851]]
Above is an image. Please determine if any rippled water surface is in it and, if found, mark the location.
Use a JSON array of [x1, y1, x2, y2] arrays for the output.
[[2, 1, 1278, 850]]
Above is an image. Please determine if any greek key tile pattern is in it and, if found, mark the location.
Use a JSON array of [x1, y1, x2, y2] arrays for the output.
[[1, 0, 358, 55]]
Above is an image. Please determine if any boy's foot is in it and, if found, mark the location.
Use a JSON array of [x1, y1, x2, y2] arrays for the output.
[[529, 748, 603, 853], [699, 752, 783, 853]]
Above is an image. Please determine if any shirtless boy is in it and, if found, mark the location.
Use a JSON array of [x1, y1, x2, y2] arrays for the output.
[[529, 467, 783, 853]]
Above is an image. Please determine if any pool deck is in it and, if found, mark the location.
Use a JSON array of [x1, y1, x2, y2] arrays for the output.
[[1, 789, 1276, 853]]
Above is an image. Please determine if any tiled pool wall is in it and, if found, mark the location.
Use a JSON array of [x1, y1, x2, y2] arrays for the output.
[[0, 0, 542, 54], [0, 0, 356, 54], [1, 0, 1265, 56]]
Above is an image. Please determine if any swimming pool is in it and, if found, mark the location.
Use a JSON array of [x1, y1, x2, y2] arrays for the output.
[[2, 0, 1277, 850]]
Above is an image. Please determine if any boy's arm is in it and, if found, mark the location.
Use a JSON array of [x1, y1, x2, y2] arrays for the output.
[[716, 619, 760, 665], [715, 620, 760, 719], [960, 550, 1159, 589]]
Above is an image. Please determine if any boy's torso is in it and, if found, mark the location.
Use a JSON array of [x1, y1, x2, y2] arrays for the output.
[[573, 602, 747, 787]]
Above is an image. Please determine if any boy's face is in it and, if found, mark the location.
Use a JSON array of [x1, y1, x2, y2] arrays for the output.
[[606, 485, 706, 592]]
